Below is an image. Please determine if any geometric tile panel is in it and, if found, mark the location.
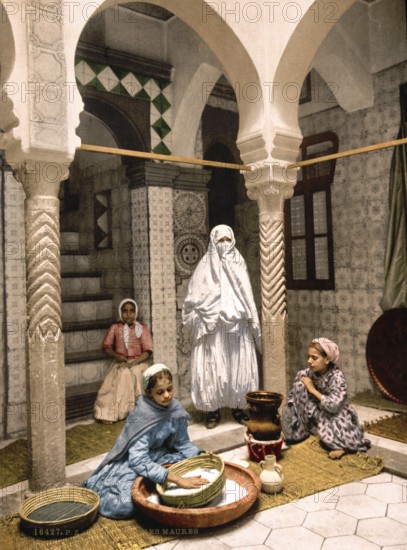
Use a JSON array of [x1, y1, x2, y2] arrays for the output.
[[94, 191, 112, 250], [75, 57, 172, 155]]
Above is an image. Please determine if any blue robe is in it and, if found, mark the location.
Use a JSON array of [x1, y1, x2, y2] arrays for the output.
[[83, 396, 202, 519]]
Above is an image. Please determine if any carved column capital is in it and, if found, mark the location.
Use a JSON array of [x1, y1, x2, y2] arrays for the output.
[[244, 161, 298, 221], [12, 159, 69, 199]]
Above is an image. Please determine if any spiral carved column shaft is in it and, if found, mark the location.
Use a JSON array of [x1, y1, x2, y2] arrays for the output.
[[244, 158, 298, 397], [259, 214, 288, 395], [18, 163, 67, 490]]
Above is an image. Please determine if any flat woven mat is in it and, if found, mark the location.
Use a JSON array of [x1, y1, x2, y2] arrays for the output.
[[0, 422, 125, 490], [365, 413, 407, 444], [0, 435, 383, 550]]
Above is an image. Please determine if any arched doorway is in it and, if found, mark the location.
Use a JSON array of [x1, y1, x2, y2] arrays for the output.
[[205, 142, 239, 231]]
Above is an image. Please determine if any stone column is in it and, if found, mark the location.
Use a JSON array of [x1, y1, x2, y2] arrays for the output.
[[245, 163, 296, 396], [14, 161, 68, 491], [128, 161, 181, 392]]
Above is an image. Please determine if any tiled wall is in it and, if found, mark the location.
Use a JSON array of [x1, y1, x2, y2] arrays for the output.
[[0, 161, 4, 429], [288, 61, 407, 396], [3, 170, 27, 436], [173, 187, 209, 401], [130, 186, 151, 327], [75, 57, 172, 155]]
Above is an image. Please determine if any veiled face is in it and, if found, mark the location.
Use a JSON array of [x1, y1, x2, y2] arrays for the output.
[[211, 225, 234, 257]]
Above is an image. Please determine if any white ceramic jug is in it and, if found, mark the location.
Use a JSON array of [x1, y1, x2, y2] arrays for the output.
[[259, 454, 284, 494]]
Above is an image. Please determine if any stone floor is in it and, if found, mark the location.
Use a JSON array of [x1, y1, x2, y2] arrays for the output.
[[1, 405, 406, 549], [145, 405, 407, 550]]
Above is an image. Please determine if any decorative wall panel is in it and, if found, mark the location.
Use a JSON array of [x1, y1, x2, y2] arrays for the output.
[[75, 57, 172, 155]]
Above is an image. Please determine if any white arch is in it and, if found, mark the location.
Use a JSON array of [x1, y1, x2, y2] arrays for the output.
[[59, 0, 264, 161], [0, 4, 19, 148], [269, 0, 358, 152], [171, 63, 222, 158], [1, 0, 366, 167]]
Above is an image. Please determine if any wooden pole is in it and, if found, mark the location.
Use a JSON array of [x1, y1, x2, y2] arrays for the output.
[[287, 136, 407, 169], [78, 143, 253, 172]]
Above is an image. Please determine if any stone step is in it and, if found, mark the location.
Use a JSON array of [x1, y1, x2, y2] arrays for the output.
[[66, 383, 101, 422], [65, 358, 108, 389], [61, 254, 96, 273], [62, 296, 113, 323], [60, 232, 80, 253], [61, 273, 102, 296], [63, 319, 112, 355], [65, 349, 106, 364]]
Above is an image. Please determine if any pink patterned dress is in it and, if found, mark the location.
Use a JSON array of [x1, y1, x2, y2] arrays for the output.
[[282, 366, 370, 453], [94, 321, 153, 422]]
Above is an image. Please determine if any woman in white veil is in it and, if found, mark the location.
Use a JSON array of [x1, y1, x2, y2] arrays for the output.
[[182, 225, 261, 428]]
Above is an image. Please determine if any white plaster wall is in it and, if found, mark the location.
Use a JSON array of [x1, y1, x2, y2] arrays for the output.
[[103, 6, 167, 61], [370, 0, 407, 73], [167, 17, 223, 157]]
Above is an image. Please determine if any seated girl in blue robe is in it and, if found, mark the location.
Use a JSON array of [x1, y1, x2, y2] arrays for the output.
[[83, 364, 208, 519]]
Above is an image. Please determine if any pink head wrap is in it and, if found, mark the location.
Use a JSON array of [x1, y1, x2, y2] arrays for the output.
[[312, 337, 340, 366]]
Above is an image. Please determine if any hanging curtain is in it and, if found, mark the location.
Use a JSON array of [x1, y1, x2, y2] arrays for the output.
[[379, 84, 407, 311]]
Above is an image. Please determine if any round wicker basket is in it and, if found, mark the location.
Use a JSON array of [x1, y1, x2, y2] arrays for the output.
[[156, 453, 225, 508], [19, 486, 100, 538], [132, 461, 261, 528]]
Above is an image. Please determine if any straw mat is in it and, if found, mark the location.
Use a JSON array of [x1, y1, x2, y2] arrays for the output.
[[365, 413, 407, 444], [0, 435, 383, 550], [0, 421, 125, 489], [248, 435, 383, 515]]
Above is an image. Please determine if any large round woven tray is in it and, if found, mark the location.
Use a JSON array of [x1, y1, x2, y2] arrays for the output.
[[132, 461, 260, 528], [366, 308, 407, 405], [156, 453, 225, 508], [19, 486, 99, 538]]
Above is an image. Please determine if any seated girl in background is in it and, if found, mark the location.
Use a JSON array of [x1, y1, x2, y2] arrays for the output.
[[94, 298, 153, 424], [282, 337, 370, 460], [84, 364, 208, 519]]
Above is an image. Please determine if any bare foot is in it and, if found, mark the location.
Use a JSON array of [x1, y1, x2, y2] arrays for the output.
[[328, 449, 346, 460]]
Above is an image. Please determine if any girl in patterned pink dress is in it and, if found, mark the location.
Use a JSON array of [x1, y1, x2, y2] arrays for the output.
[[94, 298, 153, 423], [282, 337, 370, 459]]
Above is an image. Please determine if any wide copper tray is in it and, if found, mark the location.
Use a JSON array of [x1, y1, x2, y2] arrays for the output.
[[131, 461, 260, 529], [366, 308, 407, 405]]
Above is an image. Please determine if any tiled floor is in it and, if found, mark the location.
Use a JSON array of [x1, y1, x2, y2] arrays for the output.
[[148, 405, 407, 550], [1, 405, 406, 549]]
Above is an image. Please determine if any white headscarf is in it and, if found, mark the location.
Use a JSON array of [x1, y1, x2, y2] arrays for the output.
[[312, 337, 340, 366], [143, 364, 171, 391], [118, 298, 138, 321], [118, 298, 142, 345]]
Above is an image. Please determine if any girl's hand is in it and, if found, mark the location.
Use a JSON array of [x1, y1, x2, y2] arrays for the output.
[[301, 376, 322, 401], [301, 376, 315, 392], [169, 474, 209, 489]]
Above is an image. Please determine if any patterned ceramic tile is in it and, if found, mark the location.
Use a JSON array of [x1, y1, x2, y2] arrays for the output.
[[75, 56, 172, 155], [147, 186, 177, 371]]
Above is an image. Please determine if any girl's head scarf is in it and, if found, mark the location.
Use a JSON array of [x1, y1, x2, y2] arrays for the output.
[[312, 337, 340, 366], [118, 298, 138, 321], [143, 364, 171, 391]]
